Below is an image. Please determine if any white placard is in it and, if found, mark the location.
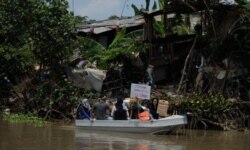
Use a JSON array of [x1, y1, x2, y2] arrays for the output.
[[130, 83, 151, 100]]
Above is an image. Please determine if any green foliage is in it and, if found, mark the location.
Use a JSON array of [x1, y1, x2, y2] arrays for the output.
[[169, 13, 194, 35], [74, 15, 96, 25], [152, 90, 247, 129], [131, 4, 141, 15], [236, 0, 250, 9], [0, 0, 77, 101], [152, 0, 166, 37], [185, 93, 231, 122], [108, 15, 119, 20], [0, 0, 76, 74], [153, 20, 165, 37], [131, 0, 193, 37], [172, 24, 194, 35], [109, 28, 127, 48], [28, 73, 104, 119], [131, 0, 157, 15], [3, 113, 46, 127], [80, 28, 148, 70], [152, 91, 245, 129], [145, 0, 151, 11], [74, 15, 88, 24], [0, 0, 39, 74], [131, 0, 165, 36], [30, 75, 80, 118], [170, 93, 246, 129], [158, 0, 165, 9], [101, 33, 148, 70], [79, 37, 105, 62], [0, 0, 81, 119], [29, 0, 76, 68], [124, 29, 143, 38], [152, 1, 158, 11]]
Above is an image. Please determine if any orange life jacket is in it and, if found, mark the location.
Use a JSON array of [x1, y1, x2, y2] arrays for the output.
[[138, 111, 150, 121]]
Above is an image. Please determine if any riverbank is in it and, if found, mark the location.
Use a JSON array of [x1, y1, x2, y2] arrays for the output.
[[1, 90, 250, 131]]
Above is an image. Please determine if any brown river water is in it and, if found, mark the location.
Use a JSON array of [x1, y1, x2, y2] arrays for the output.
[[0, 119, 249, 150]]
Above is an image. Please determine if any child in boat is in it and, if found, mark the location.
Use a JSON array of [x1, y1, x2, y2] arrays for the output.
[[76, 98, 92, 120]]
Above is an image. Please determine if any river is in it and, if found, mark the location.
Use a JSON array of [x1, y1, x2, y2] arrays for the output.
[[0, 119, 249, 150]]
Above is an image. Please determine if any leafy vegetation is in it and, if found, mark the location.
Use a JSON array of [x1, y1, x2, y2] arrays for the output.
[[80, 28, 148, 70], [0, 0, 84, 119], [0, 0, 77, 96], [74, 15, 96, 24], [153, 93, 246, 130], [2, 113, 47, 127], [131, 0, 158, 15], [108, 15, 119, 20], [132, 0, 194, 37]]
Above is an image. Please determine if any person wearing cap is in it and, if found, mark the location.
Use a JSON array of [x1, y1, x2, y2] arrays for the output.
[[76, 98, 92, 120]]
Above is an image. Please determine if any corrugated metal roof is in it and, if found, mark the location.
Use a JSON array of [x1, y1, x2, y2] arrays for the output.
[[77, 15, 145, 34], [78, 27, 113, 34]]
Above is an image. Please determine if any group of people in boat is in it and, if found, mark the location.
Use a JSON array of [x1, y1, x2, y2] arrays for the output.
[[76, 96, 160, 121]]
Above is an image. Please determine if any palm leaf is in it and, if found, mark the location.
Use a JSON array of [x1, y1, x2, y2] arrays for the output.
[[131, 4, 140, 15], [79, 37, 105, 61], [152, 1, 158, 11], [153, 21, 165, 37], [158, 0, 165, 9], [124, 29, 143, 39], [108, 28, 126, 48], [145, 0, 150, 11]]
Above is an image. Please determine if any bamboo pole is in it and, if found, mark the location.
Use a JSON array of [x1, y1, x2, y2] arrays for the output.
[[177, 36, 197, 94]]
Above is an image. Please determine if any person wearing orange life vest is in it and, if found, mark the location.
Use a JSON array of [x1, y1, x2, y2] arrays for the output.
[[136, 98, 153, 121]]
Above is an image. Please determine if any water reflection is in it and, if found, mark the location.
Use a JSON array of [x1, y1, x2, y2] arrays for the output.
[[75, 128, 184, 150], [1, 119, 250, 150], [0, 120, 75, 150]]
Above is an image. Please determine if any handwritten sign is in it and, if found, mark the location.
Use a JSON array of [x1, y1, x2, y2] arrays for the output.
[[157, 100, 169, 117], [130, 83, 151, 100]]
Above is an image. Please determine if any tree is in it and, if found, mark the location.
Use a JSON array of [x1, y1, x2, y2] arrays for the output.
[[74, 15, 88, 24], [131, 0, 193, 37], [74, 15, 96, 24], [0, 0, 78, 116], [108, 15, 119, 20], [0, 0, 76, 81], [131, 0, 158, 15]]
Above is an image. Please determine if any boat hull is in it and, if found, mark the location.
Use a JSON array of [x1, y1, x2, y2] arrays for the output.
[[75, 115, 187, 134]]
